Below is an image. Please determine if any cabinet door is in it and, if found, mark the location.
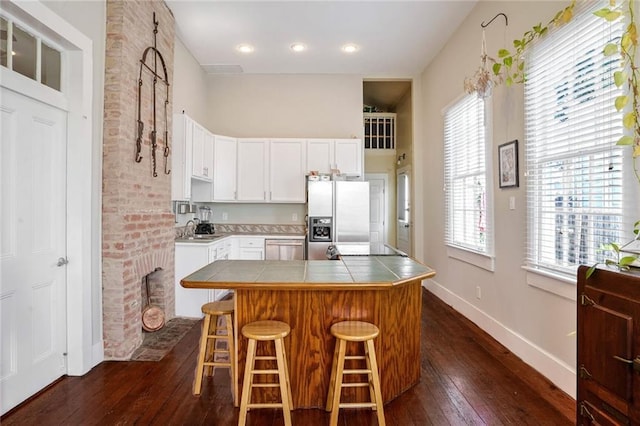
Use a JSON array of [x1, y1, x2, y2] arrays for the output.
[[213, 135, 237, 201], [270, 139, 306, 202], [577, 265, 640, 425], [237, 139, 268, 201], [239, 247, 264, 260], [307, 138, 333, 175], [237, 237, 265, 259], [191, 123, 206, 179], [203, 131, 214, 180], [334, 138, 363, 177], [175, 244, 210, 318], [171, 114, 193, 200]]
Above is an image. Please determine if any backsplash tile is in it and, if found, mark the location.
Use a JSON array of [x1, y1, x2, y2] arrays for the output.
[[174, 223, 306, 238]]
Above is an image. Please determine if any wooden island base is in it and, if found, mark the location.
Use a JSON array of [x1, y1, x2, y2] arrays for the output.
[[234, 280, 423, 409]]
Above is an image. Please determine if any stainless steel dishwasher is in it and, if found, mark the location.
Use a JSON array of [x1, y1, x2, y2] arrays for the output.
[[265, 239, 305, 260]]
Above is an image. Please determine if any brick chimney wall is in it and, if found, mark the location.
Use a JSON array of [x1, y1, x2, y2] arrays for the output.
[[102, 0, 176, 359]]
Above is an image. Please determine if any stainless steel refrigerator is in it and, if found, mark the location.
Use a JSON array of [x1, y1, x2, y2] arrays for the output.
[[306, 180, 370, 259]]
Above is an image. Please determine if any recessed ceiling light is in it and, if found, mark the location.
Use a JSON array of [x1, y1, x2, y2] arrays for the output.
[[236, 44, 254, 54], [290, 43, 307, 53], [341, 44, 359, 54]]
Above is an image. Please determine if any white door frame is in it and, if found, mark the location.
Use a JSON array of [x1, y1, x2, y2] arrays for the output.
[[365, 173, 389, 245], [1, 1, 100, 375]]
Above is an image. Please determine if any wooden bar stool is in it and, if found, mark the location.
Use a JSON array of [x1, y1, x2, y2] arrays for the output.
[[193, 299, 237, 405], [238, 320, 293, 426], [326, 320, 385, 426]]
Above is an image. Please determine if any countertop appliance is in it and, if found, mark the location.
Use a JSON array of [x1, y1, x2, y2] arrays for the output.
[[195, 206, 214, 235], [265, 239, 305, 260], [306, 180, 370, 259]]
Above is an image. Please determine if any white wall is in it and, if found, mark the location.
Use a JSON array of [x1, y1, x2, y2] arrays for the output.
[[42, 0, 105, 352], [205, 74, 364, 138], [172, 37, 209, 125], [418, 1, 576, 397]]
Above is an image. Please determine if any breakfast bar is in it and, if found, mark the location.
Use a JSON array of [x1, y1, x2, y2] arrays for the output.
[[181, 256, 435, 409]]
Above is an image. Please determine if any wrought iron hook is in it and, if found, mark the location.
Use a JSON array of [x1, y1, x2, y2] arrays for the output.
[[481, 12, 508, 28]]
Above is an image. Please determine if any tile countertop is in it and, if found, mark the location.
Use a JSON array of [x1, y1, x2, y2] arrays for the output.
[[180, 257, 435, 290]]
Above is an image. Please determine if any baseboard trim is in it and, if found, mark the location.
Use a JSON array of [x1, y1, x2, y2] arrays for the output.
[[92, 340, 104, 368], [422, 279, 576, 399]]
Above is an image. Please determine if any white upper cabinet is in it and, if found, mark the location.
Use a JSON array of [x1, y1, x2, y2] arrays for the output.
[[213, 135, 237, 201], [306, 138, 334, 175], [269, 139, 306, 202], [237, 139, 268, 202], [334, 138, 363, 177], [306, 138, 363, 177], [172, 113, 194, 200], [191, 122, 214, 181]]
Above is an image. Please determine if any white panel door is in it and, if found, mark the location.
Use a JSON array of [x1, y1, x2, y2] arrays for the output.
[[1, 88, 68, 414]]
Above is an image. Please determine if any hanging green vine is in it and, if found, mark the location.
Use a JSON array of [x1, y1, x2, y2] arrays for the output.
[[491, 0, 640, 184], [491, 0, 576, 86], [485, 0, 640, 273], [596, 1, 639, 169]]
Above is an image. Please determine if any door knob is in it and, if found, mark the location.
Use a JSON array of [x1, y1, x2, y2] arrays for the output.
[[57, 257, 69, 267]]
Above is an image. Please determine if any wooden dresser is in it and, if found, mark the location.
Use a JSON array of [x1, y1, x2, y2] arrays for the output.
[[577, 264, 640, 425]]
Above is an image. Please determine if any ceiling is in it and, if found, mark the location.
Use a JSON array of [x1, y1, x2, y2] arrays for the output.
[[167, 1, 477, 77], [167, 1, 476, 110]]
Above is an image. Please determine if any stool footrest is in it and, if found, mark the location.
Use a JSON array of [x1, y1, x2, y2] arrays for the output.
[[206, 334, 229, 340], [340, 402, 376, 409], [254, 356, 277, 361], [250, 383, 281, 388], [203, 361, 231, 367], [344, 355, 366, 360], [340, 382, 370, 388], [343, 369, 372, 374], [247, 403, 285, 409], [250, 369, 280, 375]]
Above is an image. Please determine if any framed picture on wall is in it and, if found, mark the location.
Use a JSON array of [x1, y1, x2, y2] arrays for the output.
[[498, 139, 519, 188]]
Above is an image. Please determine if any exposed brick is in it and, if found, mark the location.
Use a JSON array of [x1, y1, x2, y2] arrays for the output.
[[102, 0, 175, 360]]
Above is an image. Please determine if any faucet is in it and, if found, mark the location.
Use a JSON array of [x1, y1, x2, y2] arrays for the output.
[[183, 218, 199, 238]]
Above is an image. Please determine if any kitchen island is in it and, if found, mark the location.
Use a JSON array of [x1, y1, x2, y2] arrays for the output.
[[181, 256, 435, 409]]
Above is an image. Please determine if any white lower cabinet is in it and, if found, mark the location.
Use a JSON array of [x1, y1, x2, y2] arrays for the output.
[[175, 239, 228, 318], [236, 236, 265, 260], [175, 236, 265, 317]]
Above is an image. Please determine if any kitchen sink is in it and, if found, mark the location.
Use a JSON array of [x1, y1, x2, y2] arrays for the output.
[[176, 234, 224, 243]]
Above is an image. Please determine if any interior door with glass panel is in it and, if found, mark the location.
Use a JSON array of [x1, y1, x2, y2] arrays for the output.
[[396, 168, 411, 255]]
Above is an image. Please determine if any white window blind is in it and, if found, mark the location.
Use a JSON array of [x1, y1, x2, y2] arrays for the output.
[[525, 0, 631, 278], [444, 94, 491, 254]]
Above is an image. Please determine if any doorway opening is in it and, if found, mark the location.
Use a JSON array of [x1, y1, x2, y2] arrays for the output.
[[362, 80, 413, 254]]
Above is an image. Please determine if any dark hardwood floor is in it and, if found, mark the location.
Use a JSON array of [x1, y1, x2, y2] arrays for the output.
[[2, 289, 575, 425]]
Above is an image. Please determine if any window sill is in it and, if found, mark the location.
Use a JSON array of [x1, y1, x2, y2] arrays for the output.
[[446, 245, 495, 272], [522, 266, 576, 301]]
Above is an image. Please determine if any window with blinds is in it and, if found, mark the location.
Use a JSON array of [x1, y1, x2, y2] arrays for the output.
[[524, 0, 631, 278], [444, 94, 491, 255]]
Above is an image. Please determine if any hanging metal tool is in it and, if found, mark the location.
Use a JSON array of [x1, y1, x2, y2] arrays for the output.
[[136, 12, 171, 177]]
